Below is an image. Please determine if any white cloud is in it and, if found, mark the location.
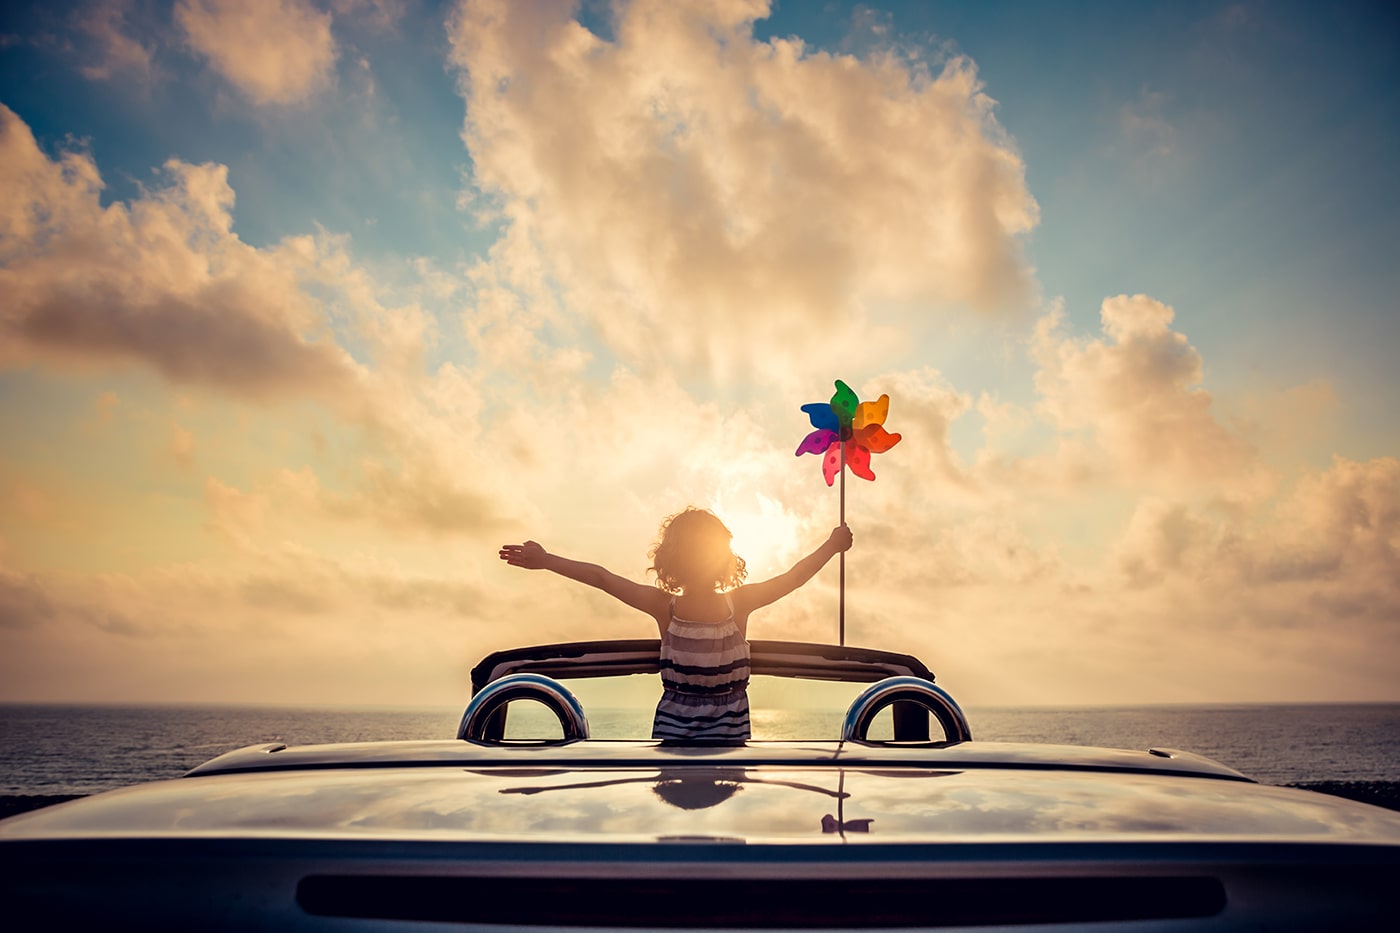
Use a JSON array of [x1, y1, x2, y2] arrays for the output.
[[0, 105, 517, 541], [1258, 454, 1400, 585], [1031, 295, 1256, 488], [446, 0, 1039, 384], [0, 104, 360, 400], [176, 0, 337, 106]]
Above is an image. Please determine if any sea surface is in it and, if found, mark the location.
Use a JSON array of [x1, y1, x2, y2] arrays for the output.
[[2, 702, 1397, 796]]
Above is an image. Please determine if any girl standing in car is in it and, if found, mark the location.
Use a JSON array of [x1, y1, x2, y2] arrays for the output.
[[499, 507, 852, 742]]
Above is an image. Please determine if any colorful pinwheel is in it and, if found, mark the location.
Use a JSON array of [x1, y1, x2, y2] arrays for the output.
[[795, 379, 902, 486], [793, 379, 902, 646]]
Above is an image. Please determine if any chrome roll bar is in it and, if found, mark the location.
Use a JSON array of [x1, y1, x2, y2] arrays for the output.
[[841, 676, 973, 744], [458, 673, 591, 744]]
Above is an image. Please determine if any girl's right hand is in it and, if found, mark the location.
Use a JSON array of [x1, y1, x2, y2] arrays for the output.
[[499, 540, 548, 569], [828, 524, 853, 553]]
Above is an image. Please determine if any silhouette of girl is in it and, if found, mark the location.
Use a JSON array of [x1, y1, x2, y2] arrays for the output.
[[499, 507, 852, 743], [499, 766, 850, 811]]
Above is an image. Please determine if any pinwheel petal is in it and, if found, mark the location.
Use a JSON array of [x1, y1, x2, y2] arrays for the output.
[[830, 380, 859, 429], [851, 395, 884, 431], [853, 394, 889, 430], [846, 441, 875, 481], [801, 402, 840, 433], [795, 428, 839, 456], [821, 441, 842, 486], [855, 423, 902, 453]]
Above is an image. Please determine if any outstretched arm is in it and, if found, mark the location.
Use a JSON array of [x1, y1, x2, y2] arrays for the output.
[[499, 541, 668, 618], [733, 525, 852, 616]]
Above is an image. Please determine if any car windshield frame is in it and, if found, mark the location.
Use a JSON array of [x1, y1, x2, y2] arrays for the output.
[[470, 639, 941, 743], [471, 638, 936, 693]]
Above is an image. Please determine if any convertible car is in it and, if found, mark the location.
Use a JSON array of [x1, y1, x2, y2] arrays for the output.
[[2, 639, 1398, 929]]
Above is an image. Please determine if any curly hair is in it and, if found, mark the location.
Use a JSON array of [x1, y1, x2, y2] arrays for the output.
[[648, 507, 747, 594]]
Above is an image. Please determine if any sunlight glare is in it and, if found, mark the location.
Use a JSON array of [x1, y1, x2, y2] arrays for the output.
[[712, 490, 801, 581]]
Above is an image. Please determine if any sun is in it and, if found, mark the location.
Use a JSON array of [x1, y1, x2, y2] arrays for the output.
[[711, 489, 801, 581]]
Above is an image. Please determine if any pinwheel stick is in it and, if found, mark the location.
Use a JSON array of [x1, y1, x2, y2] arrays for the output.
[[839, 441, 846, 646]]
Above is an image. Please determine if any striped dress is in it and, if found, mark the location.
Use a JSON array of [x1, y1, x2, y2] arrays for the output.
[[652, 594, 752, 743]]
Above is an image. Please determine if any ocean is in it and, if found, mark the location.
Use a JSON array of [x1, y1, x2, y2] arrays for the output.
[[2, 702, 1398, 796]]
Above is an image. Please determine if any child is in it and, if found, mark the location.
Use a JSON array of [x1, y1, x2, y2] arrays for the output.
[[499, 508, 853, 743]]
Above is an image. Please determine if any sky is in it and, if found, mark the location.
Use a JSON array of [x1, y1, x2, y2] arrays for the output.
[[0, 0, 1397, 709]]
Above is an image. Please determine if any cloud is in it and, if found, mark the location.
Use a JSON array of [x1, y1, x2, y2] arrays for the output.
[[167, 422, 196, 470], [0, 563, 56, 629], [204, 433, 510, 544], [0, 104, 361, 400], [74, 0, 156, 83], [3, 276, 1395, 703], [1118, 87, 1175, 162], [0, 100, 524, 543], [2, 2, 1394, 707], [1109, 455, 1399, 625], [872, 368, 976, 500], [176, 0, 337, 106], [331, 0, 405, 32], [0, 549, 496, 703], [240, 573, 333, 614], [1031, 295, 1255, 488], [769, 300, 1396, 702], [203, 477, 270, 549], [1089, 455, 1400, 698], [1116, 497, 1228, 587], [0, 560, 139, 635], [1259, 454, 1400, 584], [446, 0, 1039, 384]]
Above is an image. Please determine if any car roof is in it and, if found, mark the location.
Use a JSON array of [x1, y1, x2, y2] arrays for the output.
[[11, 752, 1400, 849], [183, 738, 1253, 782]]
